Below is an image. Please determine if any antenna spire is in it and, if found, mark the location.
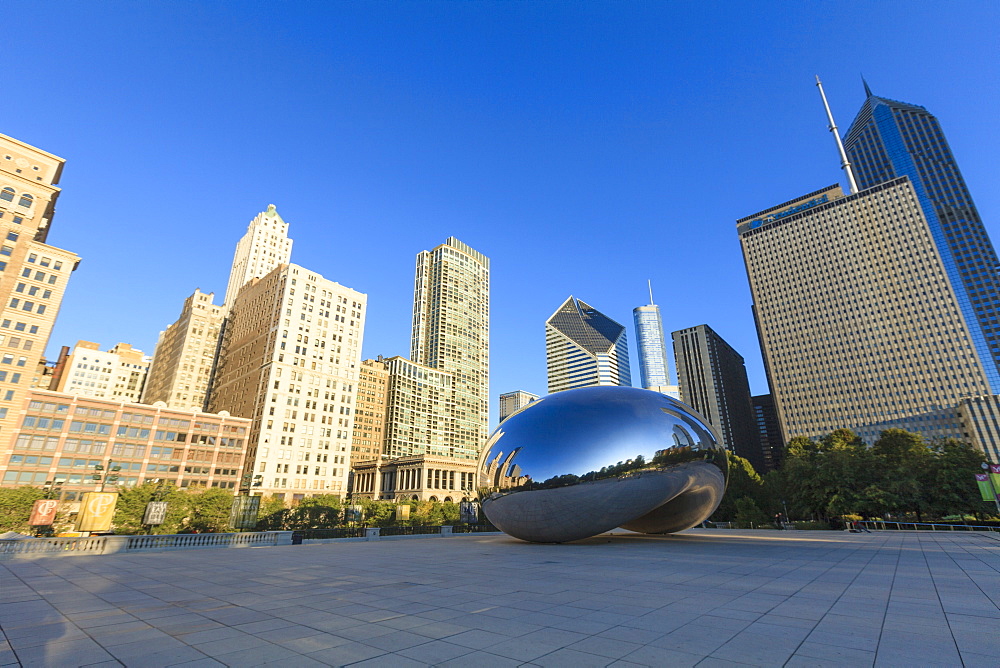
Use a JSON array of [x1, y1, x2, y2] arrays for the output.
[[815, 76, 859, 195], [647, 280, 654, 305], [862, 75, 872, 98]]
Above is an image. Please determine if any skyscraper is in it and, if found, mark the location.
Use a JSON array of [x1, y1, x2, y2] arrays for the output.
[[844, 87, 1000, 393], [208, 263, 366, 499], [672, 324, 760, 469], [142, 289, 225, 410], [0, 134, 80, 461], [411, 237, 490, 459], [738, 85, 999, 447], [546, 296, 630, 394], [223, 204, 292, 308], [633, 284, 680, 398], [738, 180, 991, 444], [499, 390, 538, 423]]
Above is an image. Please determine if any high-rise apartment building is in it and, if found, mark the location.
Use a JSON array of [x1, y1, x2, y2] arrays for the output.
[[208, 263, 366, 500], [411, 237, 490, 459], [0, 134, 80, 462], [50, 341, 150, 402], [499, 390, 538, 423], [546, 296, 630, 394], [738, 180, 991, 444], [672, 324, 760, 468], [844, 88, 1000, 393], [350, 358, 389, 465], [143, 289, 225, 410], [223, 205, 292, 308], [380, 356, 455, 460]]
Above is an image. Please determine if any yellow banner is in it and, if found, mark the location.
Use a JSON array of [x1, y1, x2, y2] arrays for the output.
[[76, 492, 118, 532]]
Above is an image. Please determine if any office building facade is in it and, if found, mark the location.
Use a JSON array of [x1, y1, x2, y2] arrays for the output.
[[844, 89, 1000, 393], [751, 394, 781, 472], [546, 296, 630, 393], [499, 390, 538, 423], [0, 134, 80, 468], [350, 358, 389, 465], [142, 289, 225, 410], [672, 324, 760, 469], [208, 263, 366, 500], [3, 388, 249, 498], [738, 179, 991, 444]]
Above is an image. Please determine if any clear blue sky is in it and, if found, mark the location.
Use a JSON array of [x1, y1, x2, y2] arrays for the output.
[[6, 2, 999, 427]]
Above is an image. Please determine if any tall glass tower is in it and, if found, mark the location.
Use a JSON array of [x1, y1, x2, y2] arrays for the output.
[[844, 87, 1000, 392]]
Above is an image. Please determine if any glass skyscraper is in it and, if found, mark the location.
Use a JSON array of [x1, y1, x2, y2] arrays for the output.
[[633, 304, 670, 390], [844, 88, 1000, 393]]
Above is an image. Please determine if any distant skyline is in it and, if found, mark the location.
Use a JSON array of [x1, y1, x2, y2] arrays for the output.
[[5, 2, 998, 428]]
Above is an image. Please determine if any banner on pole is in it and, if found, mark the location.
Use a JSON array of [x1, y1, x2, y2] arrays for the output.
[[975, 474, 994, 502], [229, 495, 260, 530], [76, 492, 118, 532], [143, 501, 169, 525], [29, 499, 60, 526], [989, 464, 1000, 493]]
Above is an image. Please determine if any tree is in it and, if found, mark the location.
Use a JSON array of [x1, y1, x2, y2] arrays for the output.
[[710, 454, 765, 522], [184, 488, 234, 532], [732, 497, 771, 529], [870, 429, 930, 520], [0, 486, 45, 533], [923, 439, 992, 520], [112, 482, 188, 535]]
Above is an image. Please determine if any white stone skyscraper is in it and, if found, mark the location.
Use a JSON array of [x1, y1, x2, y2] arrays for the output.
[[410, 237, 490, 460], [223, 204, 292, 307]]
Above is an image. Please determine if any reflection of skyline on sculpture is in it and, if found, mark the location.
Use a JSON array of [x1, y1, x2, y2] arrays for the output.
[[479, 387, 728, 542]]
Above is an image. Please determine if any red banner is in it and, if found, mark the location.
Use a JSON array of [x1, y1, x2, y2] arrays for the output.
[[29, 499, 60, 525]]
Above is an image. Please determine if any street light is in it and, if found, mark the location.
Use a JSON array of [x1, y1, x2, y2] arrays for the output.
[[93, 461, 122, 492]]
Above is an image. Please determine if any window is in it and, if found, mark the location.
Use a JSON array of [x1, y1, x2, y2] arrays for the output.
[[17, 194, 33, 208], [6, 232, 17, 242], [0, 246, 12, 257], [0, 187, 13, 202]]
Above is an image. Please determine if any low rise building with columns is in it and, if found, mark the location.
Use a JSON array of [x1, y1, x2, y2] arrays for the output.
[[350, 454, 478, 502]]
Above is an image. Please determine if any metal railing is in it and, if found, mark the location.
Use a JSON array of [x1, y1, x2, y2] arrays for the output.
[[859, 520, 1000, 533]]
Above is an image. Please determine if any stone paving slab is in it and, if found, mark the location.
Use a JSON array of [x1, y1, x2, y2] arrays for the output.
[[1, 530, 998, 667]]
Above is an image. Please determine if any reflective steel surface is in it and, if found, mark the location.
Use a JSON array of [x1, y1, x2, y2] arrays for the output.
[[479, 386, 728, 543]]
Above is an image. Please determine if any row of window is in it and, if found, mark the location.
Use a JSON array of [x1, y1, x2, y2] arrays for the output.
[[0, 187, 33, 208]]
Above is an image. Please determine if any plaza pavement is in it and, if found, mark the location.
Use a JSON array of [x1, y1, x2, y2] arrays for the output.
[[1, 529, 998, 668]]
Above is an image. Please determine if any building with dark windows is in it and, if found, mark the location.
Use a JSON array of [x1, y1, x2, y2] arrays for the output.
[[738, 87, 1000, 447], [844, 87, 1000, 393], [672, 324, 761, 470], [546, 297, 630, 394], [751, 394, 782, 472]]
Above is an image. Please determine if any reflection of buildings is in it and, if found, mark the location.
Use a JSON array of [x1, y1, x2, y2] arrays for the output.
[[351, 455, 478, 502], [499, 390, 538, 423], [546, 296, 630, 393], [208, 263, 366, 501], [2, 389, 249, 499], [143, 289, 225, 410], [50, 341, 150, 402], [0, 133, 81, 472], [672, 324, 762, 471], [633, 289, 680, 399]]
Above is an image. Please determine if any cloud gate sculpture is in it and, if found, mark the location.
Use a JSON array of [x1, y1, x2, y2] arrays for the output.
[[478, 386, 728, 543]]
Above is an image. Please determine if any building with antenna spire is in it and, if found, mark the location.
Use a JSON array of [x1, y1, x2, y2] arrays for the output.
[[632, 282, 679, 399], [736, 81, 999, 447]]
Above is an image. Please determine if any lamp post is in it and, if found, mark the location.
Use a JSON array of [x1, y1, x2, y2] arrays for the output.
[[92, 460, 122, 492]]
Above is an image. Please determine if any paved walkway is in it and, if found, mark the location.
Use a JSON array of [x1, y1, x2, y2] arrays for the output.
[[1, 530, 998, 667]]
